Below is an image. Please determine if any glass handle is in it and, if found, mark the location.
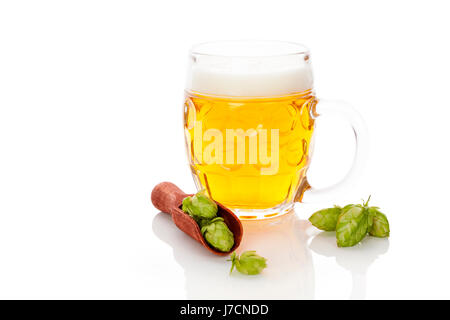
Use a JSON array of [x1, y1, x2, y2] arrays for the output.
[[299, 99, 369, 203]]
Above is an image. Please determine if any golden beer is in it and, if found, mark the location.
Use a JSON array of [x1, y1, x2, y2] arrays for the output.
[[184, 90, 317, 217]]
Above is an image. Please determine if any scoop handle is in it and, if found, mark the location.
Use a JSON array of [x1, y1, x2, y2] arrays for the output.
[[151, 182, 188, 214]]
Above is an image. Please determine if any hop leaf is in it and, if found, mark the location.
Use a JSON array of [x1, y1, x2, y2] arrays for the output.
[[229, 252, 238, 275], [336, 205, 369, 247], [181, 191, 218, 221], [368, 207, 390, 238], [309, 206, 342, 231], [229, 251, 267, 275], [201, 217, 234, 252]]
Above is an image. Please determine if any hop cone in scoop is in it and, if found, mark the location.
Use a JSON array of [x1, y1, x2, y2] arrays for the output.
[[201, 217, 234, 252], [182, 191, 218, 222]]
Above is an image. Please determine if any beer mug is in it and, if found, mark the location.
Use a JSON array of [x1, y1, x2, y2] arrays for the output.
[[184, 41, 367, 220]]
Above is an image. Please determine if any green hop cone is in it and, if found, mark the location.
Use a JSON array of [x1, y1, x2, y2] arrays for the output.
[[368, 207, 390, 238], [309, 206, 342, 231], [181, 190, 218, 221], [336, 204, 369, 247], [229, 251, 267, 275], [181, 196, 211, 227], [309, 196, 390, 248], [201, 217, 234, 252]]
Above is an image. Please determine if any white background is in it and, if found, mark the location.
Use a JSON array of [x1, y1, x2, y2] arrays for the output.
[[0, 0, 449, 299]]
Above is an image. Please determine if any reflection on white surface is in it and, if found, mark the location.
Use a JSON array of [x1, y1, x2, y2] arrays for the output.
[[153, 209, 389, 299], [309, 232, 389, 299]]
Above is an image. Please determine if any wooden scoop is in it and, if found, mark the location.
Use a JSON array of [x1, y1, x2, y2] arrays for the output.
[[151, 182, 243, 256]]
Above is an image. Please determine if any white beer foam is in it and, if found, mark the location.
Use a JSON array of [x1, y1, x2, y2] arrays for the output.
[[188, 64, 313, 97]]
